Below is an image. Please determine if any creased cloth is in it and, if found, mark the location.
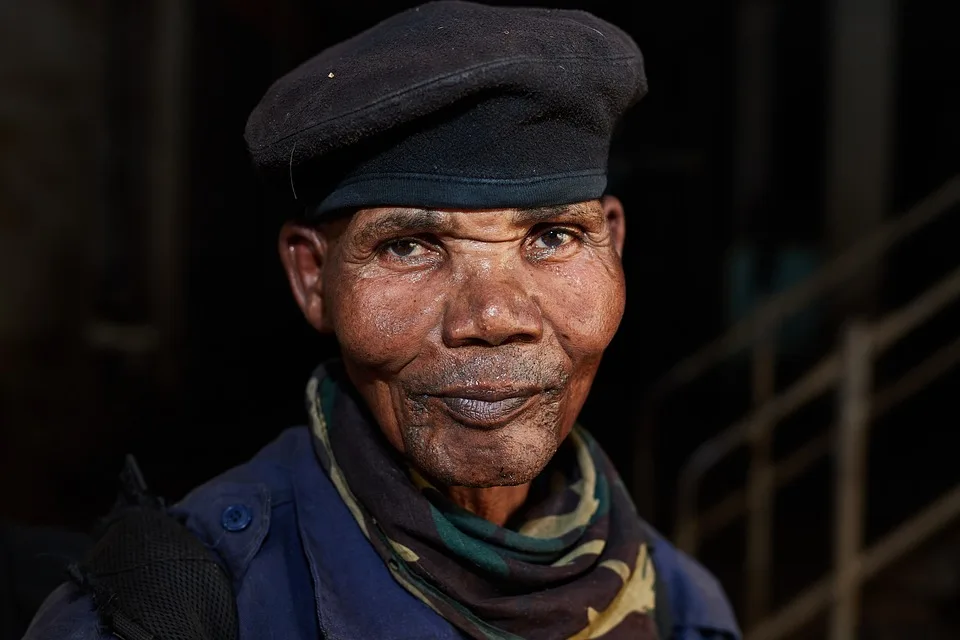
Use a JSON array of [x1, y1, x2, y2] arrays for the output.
[[307, 363, 660, 640]]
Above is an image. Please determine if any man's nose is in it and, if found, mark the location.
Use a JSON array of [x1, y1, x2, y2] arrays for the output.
[[442, 269, 543, 348]]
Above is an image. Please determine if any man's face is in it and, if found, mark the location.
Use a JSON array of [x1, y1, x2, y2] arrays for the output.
[[281, 199, 626, 487]]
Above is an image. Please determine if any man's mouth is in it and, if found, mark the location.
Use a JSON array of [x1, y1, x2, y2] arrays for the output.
[[430, 387, 541, 429]]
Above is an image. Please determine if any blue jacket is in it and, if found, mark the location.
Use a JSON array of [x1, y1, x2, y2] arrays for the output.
[[24, 428, 740, 639]]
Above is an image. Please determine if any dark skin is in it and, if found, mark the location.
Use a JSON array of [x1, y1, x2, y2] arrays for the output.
[[280, 197, 626, 526]]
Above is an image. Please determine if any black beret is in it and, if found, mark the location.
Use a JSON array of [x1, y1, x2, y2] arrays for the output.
[[245, 0, 647, 217]]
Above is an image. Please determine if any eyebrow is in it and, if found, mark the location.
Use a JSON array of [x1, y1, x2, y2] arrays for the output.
[[510, 202, 598, 226], [353, 202, 599, 246], [353, 209, 448, 246]]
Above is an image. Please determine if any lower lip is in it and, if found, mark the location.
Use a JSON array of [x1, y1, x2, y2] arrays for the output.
[[436, 394, 537, 429]]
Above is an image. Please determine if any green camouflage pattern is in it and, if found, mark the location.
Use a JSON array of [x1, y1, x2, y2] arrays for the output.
[[307, 364, 659, 640]]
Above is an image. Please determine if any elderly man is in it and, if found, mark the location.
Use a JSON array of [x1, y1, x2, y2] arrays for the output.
[[26, 2, 739, 639]]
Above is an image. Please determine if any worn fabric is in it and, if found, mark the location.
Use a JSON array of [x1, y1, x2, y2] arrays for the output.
[[244, 0, 647, 215], [23, 425, 740, 640], [308, 363, 660, 640]]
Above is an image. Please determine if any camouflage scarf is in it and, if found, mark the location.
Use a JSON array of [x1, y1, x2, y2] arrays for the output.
[[307, 364, 660, 640]]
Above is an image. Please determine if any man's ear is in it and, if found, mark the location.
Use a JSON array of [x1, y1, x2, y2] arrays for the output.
[[601, 195, 626, 257], [278, 221, 334, 333]]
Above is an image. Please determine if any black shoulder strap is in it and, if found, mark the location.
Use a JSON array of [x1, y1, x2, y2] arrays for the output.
[[69, 456, 239, 640]]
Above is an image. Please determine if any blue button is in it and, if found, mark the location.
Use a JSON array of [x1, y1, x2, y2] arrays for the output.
[[221, 504, 252, 532]]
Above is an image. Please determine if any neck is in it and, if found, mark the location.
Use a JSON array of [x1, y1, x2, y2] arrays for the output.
[[445, 484, 531, 526]]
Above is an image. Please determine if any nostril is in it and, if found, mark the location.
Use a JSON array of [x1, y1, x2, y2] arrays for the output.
[[457, 336, 492, 348], [502, 332, 539, 346], [442, 282, 543, 348]]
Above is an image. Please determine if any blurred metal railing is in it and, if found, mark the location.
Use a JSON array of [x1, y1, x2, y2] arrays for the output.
[[647, 175, 960, 640]]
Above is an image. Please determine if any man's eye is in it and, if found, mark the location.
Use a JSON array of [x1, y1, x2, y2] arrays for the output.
[[534, 228, 576, 250], [382, 239, 427, 258]]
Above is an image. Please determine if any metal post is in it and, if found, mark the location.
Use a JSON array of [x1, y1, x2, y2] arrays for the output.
[[735, 0, 779, 622], [830, 322, 872, 640], [746, 333, 776, 627]]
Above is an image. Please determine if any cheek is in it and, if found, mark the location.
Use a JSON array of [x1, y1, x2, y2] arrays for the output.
[[329, 270, 442, 371], [541, 255, 625, 359]]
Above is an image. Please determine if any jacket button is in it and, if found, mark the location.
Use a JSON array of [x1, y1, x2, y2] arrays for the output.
[[221, 504, 252, 532]]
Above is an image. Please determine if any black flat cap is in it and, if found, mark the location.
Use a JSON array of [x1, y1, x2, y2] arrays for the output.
[[245, 0, 647, 217]]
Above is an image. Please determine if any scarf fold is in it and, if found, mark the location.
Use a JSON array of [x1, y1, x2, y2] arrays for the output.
[[307, 364, 660, 640]]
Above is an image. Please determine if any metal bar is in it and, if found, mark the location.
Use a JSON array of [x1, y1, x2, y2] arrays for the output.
[[748, 576, 833, 640], [830, 322, 872, 640], [652, 175, 960, 395], [675, 352, 840, 549], [700, 327, 960, 538], [746, 336, 776, 625], [872, 263, 960, 350], [676, 282, 960, 639], [699, 432, 834, 539], [678, 269, 960, 549], [746, 481, 960, 640], [676, 420, 751, 552], [697, 324, 960, 539], [872, 333, 960, 417], [745, 457, 775, 625], [772, 432, 833, 490], [859, 482, 960, 581]]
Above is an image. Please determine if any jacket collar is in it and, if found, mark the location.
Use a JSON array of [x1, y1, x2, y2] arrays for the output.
[[290, 428, 463, 640], [644, 522, 742, 639]]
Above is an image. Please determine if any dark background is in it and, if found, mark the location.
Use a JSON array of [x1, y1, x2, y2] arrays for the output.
[[2, 0, 959, 636]]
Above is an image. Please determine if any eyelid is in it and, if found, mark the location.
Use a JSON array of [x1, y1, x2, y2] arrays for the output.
[[532, 221, 584, 233], [375, 235, 445, 263], [531, 224, 584, 242], [377, 234, 437, 251], [526, 226, 583, 260]]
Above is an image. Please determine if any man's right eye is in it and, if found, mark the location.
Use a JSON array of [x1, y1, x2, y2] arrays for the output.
[[382, 239, 427, 259]]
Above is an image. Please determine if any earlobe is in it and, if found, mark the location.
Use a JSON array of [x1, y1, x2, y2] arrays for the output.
[[600, 195, 626, 256], [278, 222, 330, 332]]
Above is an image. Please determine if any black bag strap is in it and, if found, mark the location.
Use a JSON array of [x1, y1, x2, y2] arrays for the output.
[[69, 456, 239, 640]]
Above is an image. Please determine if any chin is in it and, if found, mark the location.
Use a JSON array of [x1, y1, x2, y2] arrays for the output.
[[401, 414, 565, 488], [430, 461, 545, 489]]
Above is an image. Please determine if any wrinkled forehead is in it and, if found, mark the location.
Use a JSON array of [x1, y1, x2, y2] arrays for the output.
[[343, 201, 603, 241]]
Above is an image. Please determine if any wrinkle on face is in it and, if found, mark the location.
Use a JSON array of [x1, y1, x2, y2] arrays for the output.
[[312, 199, 626, 521]]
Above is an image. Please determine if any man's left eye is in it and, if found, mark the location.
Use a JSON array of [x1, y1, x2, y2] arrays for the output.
[[534, 229, 576, 250]]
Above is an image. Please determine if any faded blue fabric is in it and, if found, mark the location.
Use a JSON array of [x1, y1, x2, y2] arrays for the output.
[[23, 428, 740, 640]]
